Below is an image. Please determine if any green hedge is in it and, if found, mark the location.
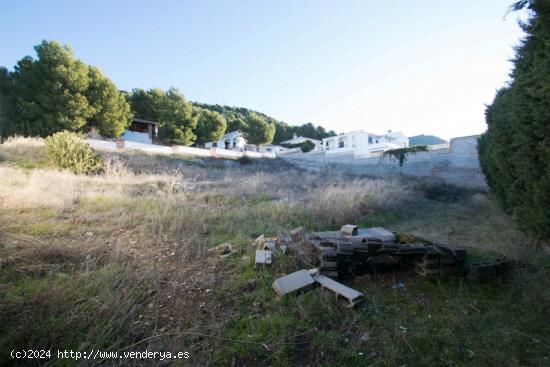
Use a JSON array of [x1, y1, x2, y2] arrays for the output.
[[478, 0, 550, 239]]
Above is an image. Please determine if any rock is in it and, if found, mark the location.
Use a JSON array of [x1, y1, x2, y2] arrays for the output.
[[392, 281, 406, 289], [360, 332, 370, 342], [272, 269, 316, 298], [208, 243, 236, 258]]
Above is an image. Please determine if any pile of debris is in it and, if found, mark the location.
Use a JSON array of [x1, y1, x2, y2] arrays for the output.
[[251, 224, 509, 308], [309, 225, 468, 279]]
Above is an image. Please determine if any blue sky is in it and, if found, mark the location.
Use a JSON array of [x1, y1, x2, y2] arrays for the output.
[[0, 0, 525, 139]]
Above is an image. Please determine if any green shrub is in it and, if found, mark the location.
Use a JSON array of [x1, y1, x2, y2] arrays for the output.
[[281, 140, 316, 152], [45, 131, 103, 174]]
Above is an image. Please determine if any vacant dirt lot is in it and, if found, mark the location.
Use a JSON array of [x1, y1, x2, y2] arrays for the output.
[[1, 138, 549, 366]]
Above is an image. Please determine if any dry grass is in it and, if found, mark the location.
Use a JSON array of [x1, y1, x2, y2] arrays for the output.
[[0, 136, 47, 169]]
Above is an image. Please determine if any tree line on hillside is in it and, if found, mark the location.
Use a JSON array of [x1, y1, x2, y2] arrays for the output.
[[478, 0, 550, 239], [0, 40, 334, 147], [194, 103, 336, 144]]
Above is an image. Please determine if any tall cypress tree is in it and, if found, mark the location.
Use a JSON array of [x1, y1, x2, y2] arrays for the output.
[[479, 0, 550, 238]]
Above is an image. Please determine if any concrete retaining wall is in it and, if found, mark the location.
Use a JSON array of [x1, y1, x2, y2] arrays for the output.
[[86, 139, 276, 159], [279, 135, 487, 190]]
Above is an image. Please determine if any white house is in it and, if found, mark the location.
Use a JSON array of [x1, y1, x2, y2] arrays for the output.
[[280, 134, 322, 150], [121, 118, 159, 144], [205, 130, 247, 150], [322, 130, 408, 156]]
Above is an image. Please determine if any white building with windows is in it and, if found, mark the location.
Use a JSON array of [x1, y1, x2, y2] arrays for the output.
[[322, 130, 408, 156], [205, 130, 247, 150]]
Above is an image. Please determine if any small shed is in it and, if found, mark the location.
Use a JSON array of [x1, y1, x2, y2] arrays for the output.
[[122, 118, 159, 144]]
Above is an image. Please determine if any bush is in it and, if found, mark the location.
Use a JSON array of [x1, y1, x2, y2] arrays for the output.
[[281, 140, 316, 152], [300, 140, 315, 152], [45, 131, 103, 174]]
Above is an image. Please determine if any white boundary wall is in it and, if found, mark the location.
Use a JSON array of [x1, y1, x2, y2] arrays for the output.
[[86, 139, 276, 159], [279, 135, 487, 190]]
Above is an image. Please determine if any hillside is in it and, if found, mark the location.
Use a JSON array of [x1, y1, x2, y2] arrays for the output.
[[0, 137, 549, 366], [409, 134, 448, 146]]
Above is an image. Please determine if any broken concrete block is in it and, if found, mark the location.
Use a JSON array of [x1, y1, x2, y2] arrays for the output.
[[357, 227, 397, 242], [255, 250, 272, 267], [290, 227, 306, 242], [313, 274, 364, 307], [273, 269, 315, 298], [341, 224, 358, 236], [308, 268, 320, 276], [438, 244, 467, 263], [320, 270, 339, 279], [261, 238, 278, 252]]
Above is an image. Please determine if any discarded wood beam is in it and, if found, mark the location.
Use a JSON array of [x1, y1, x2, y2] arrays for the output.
[[273, 269, 316, 298], [313, 275, 364, 307]]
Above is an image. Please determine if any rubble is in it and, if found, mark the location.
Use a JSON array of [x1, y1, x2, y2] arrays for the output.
[[266, 225, 507, 304], [255, 235, 280, 253], [313, 274, 364, 307], [271, 268, 365, 307], [341, 224, 358, 236], [466, 262, 497, 281], [290, 227, 306, 242], [356, 227, 397, 242], [273, 269, 316, 298], [208, 242, 237, 258], [255, 250, 273, 267]]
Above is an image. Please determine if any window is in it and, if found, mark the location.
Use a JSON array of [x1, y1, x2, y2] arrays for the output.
[[339, 139, 345, 148], [368, 136, 373, 144]]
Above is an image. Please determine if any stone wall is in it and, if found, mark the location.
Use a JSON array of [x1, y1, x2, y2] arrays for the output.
[[279, 135, 487, 190]]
